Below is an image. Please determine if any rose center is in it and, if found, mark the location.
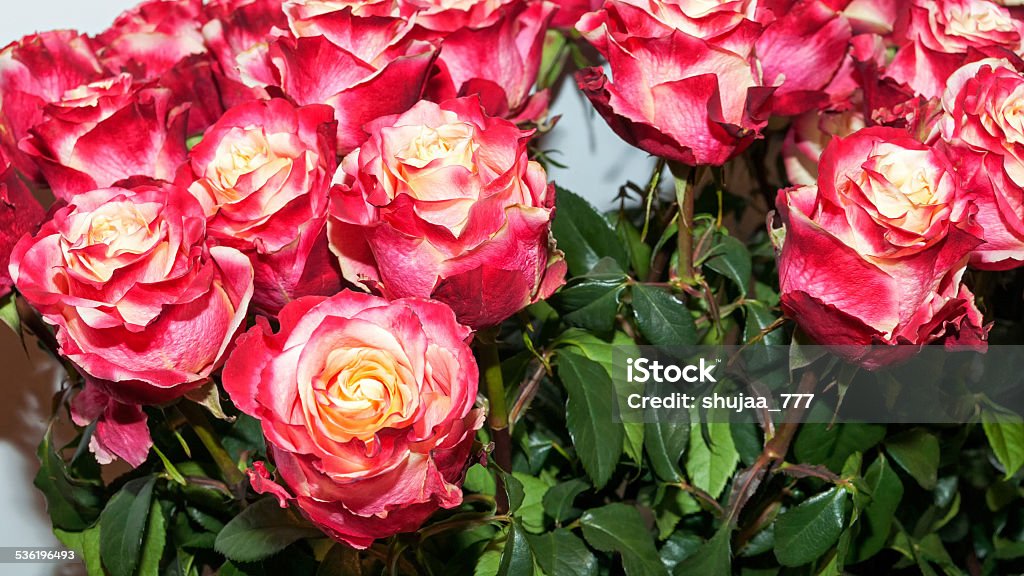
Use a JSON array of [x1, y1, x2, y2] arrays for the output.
[[945, 3, 1015, 39]]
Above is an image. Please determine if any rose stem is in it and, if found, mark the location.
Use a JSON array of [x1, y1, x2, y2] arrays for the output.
[[179, 401, 246, 490], [669, 162, 698, 286], [476, 327, 512, 513]]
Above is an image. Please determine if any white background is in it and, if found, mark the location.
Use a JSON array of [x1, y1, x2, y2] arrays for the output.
[[0, 2, 652, 575]]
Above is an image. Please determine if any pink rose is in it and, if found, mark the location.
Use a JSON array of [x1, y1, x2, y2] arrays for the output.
[[284, 0, 518, 32], [246, 10, 437, 154], [888, 0, 1024, 99], [179, 98, 342, 314], [19, 74, 190, 200], [575, 0, 775, 166], [0, 163, 45, 297], [202, 0, 290, 108], [0, 31, 106, 182], [774, 126, 987, 355], [9, 181, 254, 406], [427, 1, 557, 121], [551, 0, 601, 29], [328, 97, 566, 328], [96, 0, 208, 80], [222, 292, 483, 548], [941, 58, 1024, 269]]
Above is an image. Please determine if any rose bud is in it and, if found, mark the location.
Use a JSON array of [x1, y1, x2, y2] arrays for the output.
[[783, 108, 866, 186], [260, 4, 436, 154], [223, 292, 483, 549], [0, 163, 45, 298], [180, 98, 342, 314], [427, 1, 558, 121], [941, 58, 1024, 269], [0, 30, 106, 182], [96, 0, 208, 80], [774, 126, 987, 360], [19, 74, 190, 200], [575, 0, 775, 166], [888, 0, 1024, 99], [328, 97, 566, 329], [9, 181, 253, 464]]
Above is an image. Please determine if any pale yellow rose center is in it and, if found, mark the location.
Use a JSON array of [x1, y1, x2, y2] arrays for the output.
[[945, 2, 1015, 39], [308, 347, 419, 445], [398, 123, 478, 173], [853, 146, 947, 236], [64, 201, 161, 282], [211, 128, 274, 196]]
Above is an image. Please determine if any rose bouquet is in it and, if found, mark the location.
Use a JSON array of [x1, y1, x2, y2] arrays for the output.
[[4, 0, 1024, 574]]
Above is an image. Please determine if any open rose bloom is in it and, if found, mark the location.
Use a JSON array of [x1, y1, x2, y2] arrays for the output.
[[328, 97, 565, 328], [775, 127, 987, 356], [223, 292, 483, 549]]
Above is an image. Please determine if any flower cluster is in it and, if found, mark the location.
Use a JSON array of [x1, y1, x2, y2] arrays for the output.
[[1, 0, 565, 547]]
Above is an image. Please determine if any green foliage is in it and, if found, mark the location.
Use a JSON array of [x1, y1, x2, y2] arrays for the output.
[[215, 498, 322, 563]]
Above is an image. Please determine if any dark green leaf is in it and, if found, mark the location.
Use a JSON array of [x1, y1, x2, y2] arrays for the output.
[[851, 454, 903, 563], [528, 529, 598, 576], [34, 429, 102, 531], [673, 526, 731, 576], [497, 522, 535, 576], [138, 500, 167, 575], [631, 284, 697, 346], [742, 301, 783, 346], [552, 274, 627, 334], [214, 498, 321, 563], [557, 350, 623, 489], [794, 423, 886, 473], [552, 187, 629, 276], [704, 233, 751, 295], [885, 429, 940, 490], [774, 487, 848, 567], [644, 415, 689, 483], [99, 476, 156, 576], [581, 504, 668, 576], [982, 407, 1024, 479], [503, 472, 526, 515], [616, 216, 652, 279], [542, 479, 588, 524]]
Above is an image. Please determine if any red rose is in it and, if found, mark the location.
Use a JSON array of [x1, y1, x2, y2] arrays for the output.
[[775, 127, 987, 355], [96, 0, 208, 80], [576, 0, 774, 166], [180, 98, 342, 314], [328, 97, 566, 328], [0, 31, 106, 182], [246, 10, 437, 154], [888, 0, 1024, 99], [941, 58, 1024, 269], [9, 181, 254, 405], [202, 0, 290, 108], [551, 0, 601, 29], [428, 1, 557, 121], [223, 292, 483, 548], [783, 108, 866, 186], [19, 74, 190, 200], [0, 163, 45, 297]]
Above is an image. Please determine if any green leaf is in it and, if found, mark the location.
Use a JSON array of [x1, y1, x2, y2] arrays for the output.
[[982, 406, 1024, 479], [580, 504, 668, 576], [885, 429, 940, 490], [99, 476, 156, 576], [552, 187, 629, 276], [185, 383, 234, 422], [851, 454, 904, 563], [511, 472, 551, 534], [503, 472, 526, 515], [476, 550, 503, 576], [34, 429, 103, 531], [138, 500, 167, 576], [0, 292, 20, 335], [616, 216, 652, 279], [55, 524, 103, 576], [774, 487, 848, 567], [557, 350, 623, 489], [704, 233, 751, 295], [673, 526, 731, 576], [542, 479, 588, 525], [631, 284, 698, 346], [742, 301, 783, 346], [551, 273, 627, 334], [794, 423, 886, 473], [685, 419, 739, 499], [537, 30, 569, 90], [644, 415, 690, 482], [497, 522, 535, 576], [528, 529, 598, 576], [214, 498, 322, 563]]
